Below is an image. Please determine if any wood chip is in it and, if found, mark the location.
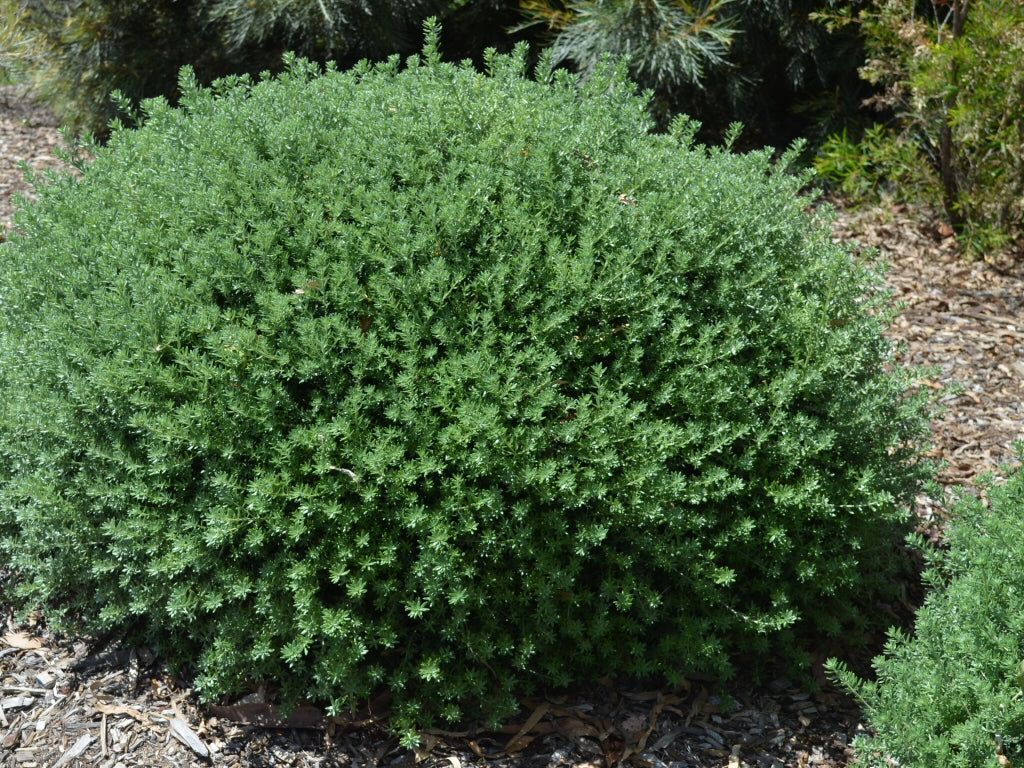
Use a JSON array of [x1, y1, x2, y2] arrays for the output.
[[170, 716, 210, 758], [1, 695, 36, 710], [94, 700, 151, 725], [51, 733, 94, 768]]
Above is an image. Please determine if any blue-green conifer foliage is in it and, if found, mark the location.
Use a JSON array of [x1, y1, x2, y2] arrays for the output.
[[0, 24, 932, 731]]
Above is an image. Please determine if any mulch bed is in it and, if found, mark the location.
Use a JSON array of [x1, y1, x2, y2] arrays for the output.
[[3, 84, 1023, 768], [0, 84, 66, 232]]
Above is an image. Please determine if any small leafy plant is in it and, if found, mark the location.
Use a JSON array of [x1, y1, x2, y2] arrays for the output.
[[829, 460, 1024, 767], [815, 0, 1024, 256], [815, 123, 938, 205], [0, 22, 933, 738]]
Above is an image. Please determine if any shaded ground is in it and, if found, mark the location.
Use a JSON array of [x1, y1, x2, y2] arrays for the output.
[[3, 85, 1023, 768]]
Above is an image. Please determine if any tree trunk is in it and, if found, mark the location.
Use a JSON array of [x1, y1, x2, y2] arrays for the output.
[[939, 0, 970, 230]]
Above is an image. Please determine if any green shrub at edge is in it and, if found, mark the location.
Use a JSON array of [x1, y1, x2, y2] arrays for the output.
[[829, 459, 1024, 768]]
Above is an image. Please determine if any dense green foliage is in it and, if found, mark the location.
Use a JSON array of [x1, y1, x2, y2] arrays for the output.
[[1, 0, 233, 136], [0, 26, 933, 737], [829, 461, 1024, 767], [815, 0, 1024, 256], [2, 0, 871, 146], [205, 0, 443, 58], [520, 0, 869, 141], [0, 0, 448, 136], [520, 0, 736, 94]]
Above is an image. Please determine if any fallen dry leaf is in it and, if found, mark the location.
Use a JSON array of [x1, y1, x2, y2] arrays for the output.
[[2, 632, 42, 650], [501, 700, 551, 755]]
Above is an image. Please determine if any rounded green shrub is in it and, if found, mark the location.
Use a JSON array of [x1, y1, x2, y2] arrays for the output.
[[830, 464, 1024, 768], [0, 24, 932, 734]]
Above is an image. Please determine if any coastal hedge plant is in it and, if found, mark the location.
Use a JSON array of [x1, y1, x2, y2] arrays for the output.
[[830, 462, 1024, 767], [0, 24, 933, 736]]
